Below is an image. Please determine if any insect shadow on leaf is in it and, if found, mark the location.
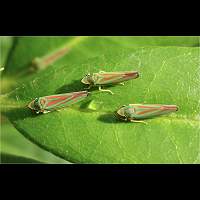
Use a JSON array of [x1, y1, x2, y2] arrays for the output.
[[97, 113, 121, 124], [79, 99, 95, 111], [78, 99, 104, 112], [3, 106, 39, 121], [55, 79, 85, 94]]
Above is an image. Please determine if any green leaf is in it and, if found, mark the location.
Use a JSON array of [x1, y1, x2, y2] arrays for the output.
[[2, 46, 200, 163], [1, 121, 70, 163], [4, 36, 199, 76]]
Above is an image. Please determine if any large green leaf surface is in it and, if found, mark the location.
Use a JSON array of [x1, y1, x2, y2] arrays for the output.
[[2, 46, 200, 163]]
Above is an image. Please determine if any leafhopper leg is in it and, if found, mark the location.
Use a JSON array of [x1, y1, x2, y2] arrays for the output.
[[85, 85, 92, 90], [98, 86, 114, 95], [130, 119, 147, 125]]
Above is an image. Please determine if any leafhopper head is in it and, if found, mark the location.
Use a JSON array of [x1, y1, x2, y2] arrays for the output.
[[81, 73, 93, 85], [116, 105, 128, 121], [28, 98, 42, 113]]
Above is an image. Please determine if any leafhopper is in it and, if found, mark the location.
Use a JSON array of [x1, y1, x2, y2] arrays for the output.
[[116, 104, 178, 124], [81, 70, 139, 94], [28, 91, 89, 114]]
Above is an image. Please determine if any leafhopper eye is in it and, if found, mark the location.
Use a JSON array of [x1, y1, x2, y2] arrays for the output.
[[34, 98, 39, 103], [34, 98, 41, 110], [34, 99, 38, 106]]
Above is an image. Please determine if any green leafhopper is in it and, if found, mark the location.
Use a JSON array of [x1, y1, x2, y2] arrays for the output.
[[81, 70, 139, 94], [28, 91, 89, 114], [116, 104, 178, 124]]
